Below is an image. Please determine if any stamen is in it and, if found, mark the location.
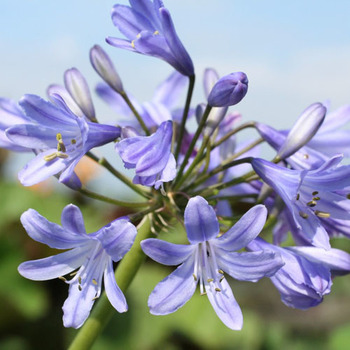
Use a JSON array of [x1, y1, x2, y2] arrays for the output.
[[92, 279, 98, 285], [131, 40, 135, 48], [71, 139, 76, 145], [313, 196, 320, 201], [70, 271, 78, 276], [58, 276, 67, 282], [307, 200, 317, 207], [299, 211, 309, 219], [312, 191, 319, 196], [43, 153, 58, 162], [56, 133, 66, 152], [153, 30, 159, 35], [92, 295, 99, 301], [78, 277, 82, 284], [215, 287, 221, 292], [200, 292, 207, 296], [207, 278, 214, 283], [192, 273, 197, 281], [219, 276, 225, 282], [57, 152, 69, 159], [303, 154, 309, 159], [78, 285, 82, 291], [315, 210, 330, 218], [218, 269, 224, 274], [296, 193, 300, 200]]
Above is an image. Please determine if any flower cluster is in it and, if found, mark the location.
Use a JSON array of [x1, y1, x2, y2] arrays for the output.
[[3, 0, 350, 347]]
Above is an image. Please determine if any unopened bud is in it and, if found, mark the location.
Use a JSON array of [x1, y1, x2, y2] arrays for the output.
[[277, 102, 327, 160], [64, 68, 96, 122], [208, 72, 248, 107], [90, 45, 124, 93]]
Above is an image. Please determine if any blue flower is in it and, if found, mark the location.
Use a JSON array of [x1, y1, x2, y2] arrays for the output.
[[248, 238, 350, 309], [106, 0, 194, 76], [252, 156, 350, 248], [18, 204, 137, 328], [141, 196, 283, 330], [116, 120, 176, 189], [6, 94, 120, 186]]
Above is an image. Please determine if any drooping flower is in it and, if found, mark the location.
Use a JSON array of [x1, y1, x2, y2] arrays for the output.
[[251, 156, 350, 248], [116, 120, 176, 189], [106, 0, 194, 76], [18, 204, 137, 328], [248, 238, 350, 309], [6, 94, 120, 186], [141, 196, 283, 330]]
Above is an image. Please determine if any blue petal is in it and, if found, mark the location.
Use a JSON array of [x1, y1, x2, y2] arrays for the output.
[[104, 259, 128, 312], [18, 246, 91, 281], [216, 250, 284, 282], [184, 196, 219, 244], [95, 218, 137, 262], [20, 209, 88, 249], [61, 204, 87, 235], [148, 257, 197, 315], [205, 278, 243, 330], [141, 238, 195, 266], [215, 205, 267, 251]]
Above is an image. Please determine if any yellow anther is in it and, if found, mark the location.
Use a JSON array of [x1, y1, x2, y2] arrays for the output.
[[131, 40, 135, 48], [78, 277, 82, 284], [71, 139, 76, 145], [57, 152, 69, 159], [219, 276, 225, 282], [192, 274, 197, 281], [303, 154, 309, 159], [218, 269, 224, 274], [154, 30, 159, 35], [92, 279, 98, 285], [215, 287, 221, 292], [207, 278, 214, 283], [313, 196, 320, 201], [56, 133, 66, 152], [200, 292, 207, 296], [307, 201, 317, 207], [58, 276, 67, 282], [299, 211, 309, 219], [312, 191, 319, 196], [43, 153, 58, 162], [315, 210, 330, 218]]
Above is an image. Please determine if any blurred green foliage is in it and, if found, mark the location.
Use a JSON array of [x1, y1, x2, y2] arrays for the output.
[[0, 178, 350, 350]]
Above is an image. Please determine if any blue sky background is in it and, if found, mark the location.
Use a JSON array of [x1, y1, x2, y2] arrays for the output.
[[1, 0, 350, 128], [1, 1, 350, 191]]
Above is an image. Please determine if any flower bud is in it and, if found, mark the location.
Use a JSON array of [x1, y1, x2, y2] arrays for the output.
[[64, 68, 96, 122], [89, 45, 124, 93], [277, 102, 327, 160], [207, 72, 248, 107]]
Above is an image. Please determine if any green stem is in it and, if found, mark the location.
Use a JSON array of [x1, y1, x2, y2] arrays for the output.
[[68, 216, 152, 350], [78, 187, 149, 208], [172, 104, 212, 188], [87, 152, 150, 199], [174, 75, 195, 161], [120, 91, 150, 135]]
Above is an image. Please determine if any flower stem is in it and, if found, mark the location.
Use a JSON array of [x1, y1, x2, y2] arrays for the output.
[[120, 91, 150, 136], [87, 152, 151, 199], [68, 216, 152, 350], [78, 187, 150, 208], [174, 75, 195, 160]]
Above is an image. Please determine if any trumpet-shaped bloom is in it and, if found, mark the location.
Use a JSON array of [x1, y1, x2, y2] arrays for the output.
[[141, 197, 283, 330], [107, 0, 194, 76], [6, 94, 120, 186], [248, 238, 350, 309], [252, 156, 350, 248], [116, 120, 176, 189], [18, 204, 137, 328]]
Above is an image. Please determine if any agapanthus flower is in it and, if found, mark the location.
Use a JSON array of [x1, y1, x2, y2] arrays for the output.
[[96, 70, 187, 128], [248, 238, 350, 309], [141, 196, 283, 330], [106, 0, 194, 76], [116, 120, 176, 189], [252, 156, 350, 248], [18, 204, 137, 328], [6, 94, 120, 186]]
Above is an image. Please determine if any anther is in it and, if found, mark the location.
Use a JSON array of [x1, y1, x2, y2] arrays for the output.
[[92, 279, 98, 285], [296, 193, 300, 200], [71, 139, 76, 144], [299, 211, 309, 219], [303, 154, 309, 159], [192, 274, 197, 281], [315, 210, 331, 218], [58, 276, 67, 282], [215, 287, 221, 292], [313, 196, 320, 201], [43, 153, 58, 162], [312, 191, 319, 196], [218, 269, 224, 274], [78, 285, 82, 291], [200, 292, 207, 296], [219, 276, 225, 282], [207, 278, 214, 283], [78, 277, 82, 284], [56, 133, 66, 152], [307, 201, 317, 207], [57, 152, 68, 159], [153, 30, 159, 35]]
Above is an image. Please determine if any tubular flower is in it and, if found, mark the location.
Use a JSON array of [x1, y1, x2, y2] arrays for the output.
[[6, 94, 120, 186], [116, 120, 176, 189], [18, 204, 137, 328], [106, 0, 194, 76], [252, 156, 350, 248], [141, 196, 283, 330]]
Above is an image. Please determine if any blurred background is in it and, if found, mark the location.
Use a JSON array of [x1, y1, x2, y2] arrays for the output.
[[1, 0, 350, 349]]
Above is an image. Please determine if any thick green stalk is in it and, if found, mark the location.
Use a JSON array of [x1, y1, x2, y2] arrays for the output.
[[68, 216, 152, 350]]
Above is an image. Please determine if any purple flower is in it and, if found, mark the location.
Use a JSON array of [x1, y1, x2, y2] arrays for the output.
[[252, 156, 350, 248], [106, 0, 194, 76], [116, 120, 176, 189], [207, 72, 248, 107], [18, 204, 137, 328], [141, 197, 283, 330], [6, 94, 120, 186], [248, 238, 350, 309]]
